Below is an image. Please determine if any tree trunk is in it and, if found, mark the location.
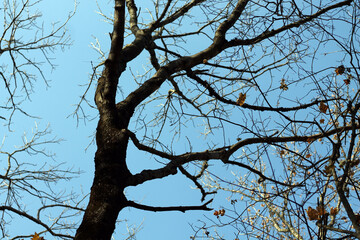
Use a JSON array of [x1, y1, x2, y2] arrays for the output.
[[74, 114, 132, 240]]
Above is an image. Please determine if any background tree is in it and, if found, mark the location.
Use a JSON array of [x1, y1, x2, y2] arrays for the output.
[[2, 0, 360, 240], [0, 0, 80, 239]]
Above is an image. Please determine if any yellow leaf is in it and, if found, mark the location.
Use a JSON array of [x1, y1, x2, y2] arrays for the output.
[[236, 93, 246, 106], [31, 233, 44, 240]]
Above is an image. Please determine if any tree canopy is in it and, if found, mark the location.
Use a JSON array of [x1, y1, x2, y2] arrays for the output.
[[1, 0, 360, 239]]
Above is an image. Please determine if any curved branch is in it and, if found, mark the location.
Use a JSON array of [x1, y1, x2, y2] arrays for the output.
[[178, 165, 215, 201], [151, 0, 207, 30], [226, 0, 353, 47], [0, 206, 73, 239], [186, 69, 327, 112]]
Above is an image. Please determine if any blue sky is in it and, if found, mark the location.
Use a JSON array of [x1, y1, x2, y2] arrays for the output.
[[0, 1, 234, 239], [1, 0, 355, 239]]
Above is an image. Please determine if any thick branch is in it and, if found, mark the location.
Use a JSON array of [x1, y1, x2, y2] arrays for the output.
[[127, 199, 213, 213], [108, 0, 125, 63], [119, 0, 250, 113], [126, 124, 360, 186], [125, 0, 140, 34]]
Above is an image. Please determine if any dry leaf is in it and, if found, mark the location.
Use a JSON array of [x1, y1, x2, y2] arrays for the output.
[[280, 78, 288, 90], [324, 164, 335, 175], [214, 209, 225, 217], [307, 137, 315, 143], [339, 160, 346, 168], [31, 233, 44, 240], [279, 150, 286, 156], [316, 206, 327, 216], [306, 206, 328, 221], [220, 209, 225, 216], [330, 207, 339, 216], [335, 65, 345, 75], [306, 207, 320, 221], [344, 79, 350, 85], [319, 102, 328, 113], [236, 93, 246, 106], [305, 153, 312, 158], [320, 119, 325, 124]]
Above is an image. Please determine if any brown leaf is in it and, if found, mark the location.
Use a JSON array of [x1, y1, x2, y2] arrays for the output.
[[319, 102, 328, 114], [219, 209, 225, 216], [335, 65, 345, 75], [324, 164, 335, 175], [306, 207, 320, 221], [279, 150, 286, 156], [316, 206, 327, 216], [307, 137, 315, 143], [236, 93, 246, 106], [330, 207, 339, 216], [320, 119, 325, 124], [344, 79, 350, 85], [280, 79, 288, 90]]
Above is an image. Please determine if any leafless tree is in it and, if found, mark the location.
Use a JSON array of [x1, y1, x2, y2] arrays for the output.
[[0, 0, 73, 125], [2, 0, 360, 239], [72, 0, 360, 239], [0, 0, 79, 239]]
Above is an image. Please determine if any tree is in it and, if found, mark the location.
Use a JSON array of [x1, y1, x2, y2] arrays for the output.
[[1, 0, 360, 239], [189, 2, 360, 240], [0, 0, 80, 239]]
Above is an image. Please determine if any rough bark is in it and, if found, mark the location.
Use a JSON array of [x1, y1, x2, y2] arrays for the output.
[[74, 67, 133, 239]]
